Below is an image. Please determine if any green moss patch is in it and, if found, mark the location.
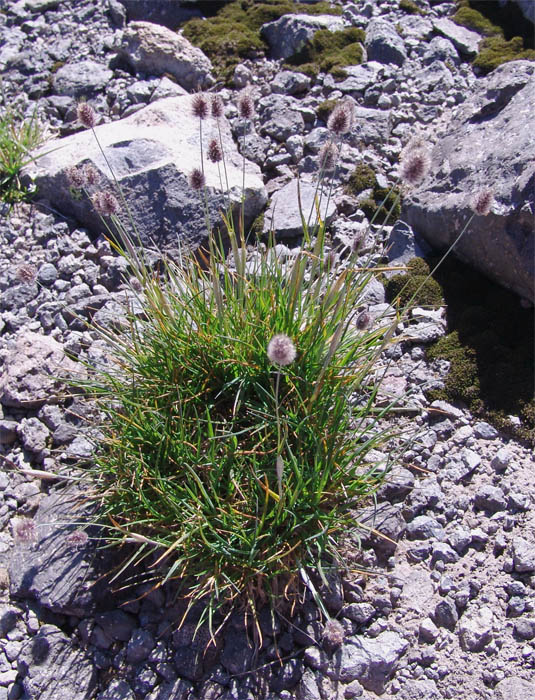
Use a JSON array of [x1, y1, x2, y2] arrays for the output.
[[453, 0, 534, 75], [181, 1, 341, 83], [399, 0, 424, 16], [425, 256, 534, 443], [385, 258, 444, 307], [345, 164, 401, 224], [286, 27, 365, 78]]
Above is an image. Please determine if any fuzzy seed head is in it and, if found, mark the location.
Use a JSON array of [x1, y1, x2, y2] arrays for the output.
[[13, 517, 37, 544], [66, 530, 89, 548], [16, 263, 37, 283], [318, 142, 337, 172], [267, 334, 296, 366], [207, 138, 222, 163], [77, 102, 96, 129], [327, 101, 354, 135], [237, 92, 254, 120], [399, 146, 431, 186], [83, 163, 99, 186], [211, 94, 224, 119], [189, 167, 205, 191], [323, 618, 345, 649], [92, 190, 119, 216], [356, 310, 371, 330], [192, 93, 209, 120], [471, 188, 494, 216], [66, 165, 86, 188]]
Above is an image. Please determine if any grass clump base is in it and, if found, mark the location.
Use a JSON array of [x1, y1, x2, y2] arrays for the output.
[[85, 220, 403, 626], [0, 99, 44, 205]]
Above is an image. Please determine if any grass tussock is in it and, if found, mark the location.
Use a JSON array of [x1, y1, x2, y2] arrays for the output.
[[0, 100, 44, 205]]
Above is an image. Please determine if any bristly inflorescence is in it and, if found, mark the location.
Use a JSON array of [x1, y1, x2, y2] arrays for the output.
[[67, 165, 86, 189], [83, 163, 99, 186], [211, 95, 224, 120], [471, 188, 494, 216], [92, 190, 119, 216], [237, 92, 255, 120], [318, 142, 338, 172], [322, 618, 345, 650], [192, 93, 209, 120], [267, 334, 296, 367], [207, 138, 222, 164], [399, 140, 431, 186], [327, 100, 355, 136], [77, 102, 96, 129], [189, 167, 205, 191]]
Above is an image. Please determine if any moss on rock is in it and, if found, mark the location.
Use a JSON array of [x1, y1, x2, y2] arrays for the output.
[[345, 164, 401, 224], [399, 0, 424, 16], [181, 1, 341, 83], [385, 258, 444, 307], [425, 256, 534, 443], [453, 0, 535, 74], [287, 27, 365, 78]]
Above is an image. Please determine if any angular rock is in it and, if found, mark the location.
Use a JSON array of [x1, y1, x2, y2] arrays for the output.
[[474, 485, 507, 512], [258, 94, 305, 142], [459, 605, 494, 652], [433, 17, 481, 56], [365, 19, 407, 67], [434, 598, 458, 631], [510, 0, 535, 24], [25, 96, 267, 256], [330, 631, 408, 693], [406, 515, 444, 541], [261, 13, 344, 60], [116, 21, 213, 90], [403, 61, 535, 302], [52, 59, 113, 98], [18, 624, 97, 700], [9, 489, 107, 617], [422, 36, 460, 66], [0, 331, 84, 409], [263, 178, 336, 239], [336, 62, 384, 95], [512, 536, 535, 572]]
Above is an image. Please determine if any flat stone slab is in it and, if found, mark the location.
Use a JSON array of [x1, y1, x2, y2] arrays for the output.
[[433, 17, 481, 56], [25, 96, 268, 257], [0, 330, 84, 409], [9, 489, 108, 617], [18, 624, 97, 700], [263, 178, 336, 238]]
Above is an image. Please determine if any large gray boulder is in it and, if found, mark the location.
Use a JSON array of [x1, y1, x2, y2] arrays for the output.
[[403, 61, 535, 303], [261, 13, 344, 60], [365, 19, 407, 67], [116, 21, 214, 90], [25, 96, 267, 256]]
